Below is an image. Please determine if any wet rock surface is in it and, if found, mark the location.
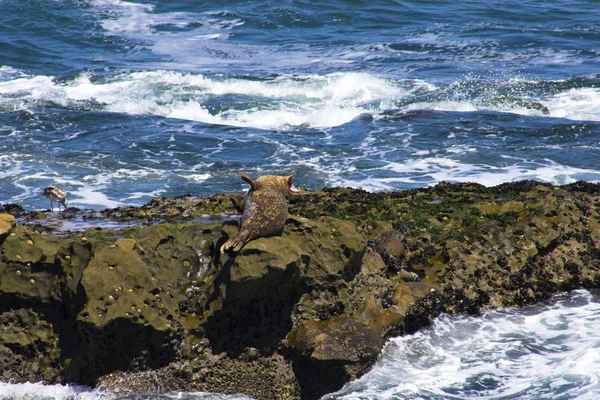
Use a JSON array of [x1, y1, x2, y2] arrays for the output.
[[1, 180, 600, 399]]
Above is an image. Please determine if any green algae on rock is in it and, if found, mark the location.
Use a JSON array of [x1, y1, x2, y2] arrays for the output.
[[1, 180, 600, 400]]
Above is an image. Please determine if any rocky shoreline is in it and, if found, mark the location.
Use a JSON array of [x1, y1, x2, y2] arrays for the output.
[[1, 180, 600, 399]]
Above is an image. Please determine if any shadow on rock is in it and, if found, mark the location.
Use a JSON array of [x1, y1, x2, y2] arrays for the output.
[[204, 250, 306, 356], [62, 317, 179, 385]]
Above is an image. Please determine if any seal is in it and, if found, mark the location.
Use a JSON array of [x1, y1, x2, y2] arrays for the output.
[[42, 185, 68, 211], [220, 171, 300, 253]]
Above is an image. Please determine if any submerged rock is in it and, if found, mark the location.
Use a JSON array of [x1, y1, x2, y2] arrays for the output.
[[1, 180, 600, 399]]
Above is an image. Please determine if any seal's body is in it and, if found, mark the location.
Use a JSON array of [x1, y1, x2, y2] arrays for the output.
[[220, 172, 299, 253]]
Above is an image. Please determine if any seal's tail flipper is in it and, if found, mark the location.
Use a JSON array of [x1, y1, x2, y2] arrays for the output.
[[219, 230, 250, 254], [237, 171, 257, 190]]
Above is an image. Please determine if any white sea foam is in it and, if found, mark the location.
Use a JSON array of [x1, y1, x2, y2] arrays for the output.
[[71, 184, 124, 208], [323, 156, 600, 192], [91, 0, 156, 35], [0, 382, 255, 400], [395, 76, 600, 122], [89, 0, 248, 70], [2, 65, 599, 130], [328, 290, 600, 399], [89, 0, 403, 73], [184, 173, 212, 182], [0, 382, 111, 400], [0, 154, 29, 180], [127, 189, 166, 200], [71, 168, 170, 208], [91, 0, 243, 39], [0, 69, 425, 130], [0, 152, 137, 209], [0, 65, 21, 77], [546, 87, 600, 122], [402, 88, 600, 122]]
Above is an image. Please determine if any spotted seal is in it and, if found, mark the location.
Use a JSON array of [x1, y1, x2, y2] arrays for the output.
[[220, 171, 300, 253]]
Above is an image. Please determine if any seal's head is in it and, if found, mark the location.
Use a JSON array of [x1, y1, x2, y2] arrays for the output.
[[255, 175, 300, 198], [238, 171, 300, 198]]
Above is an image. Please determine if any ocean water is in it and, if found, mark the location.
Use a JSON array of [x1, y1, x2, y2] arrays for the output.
[[1, 1, 600, 399], [1, 290, 599, 400], [327, 290, 600, 400], [1, 0, 600, 210]]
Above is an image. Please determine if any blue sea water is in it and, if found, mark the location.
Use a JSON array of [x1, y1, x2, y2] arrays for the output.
[[1, 0, 600, 209], [1, 0, 600, 399]]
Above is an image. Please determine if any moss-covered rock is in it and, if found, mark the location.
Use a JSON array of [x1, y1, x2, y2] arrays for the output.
[[0, 213, 15, 240], [0, 308, 61, 383], [1, 180, 600, 400]]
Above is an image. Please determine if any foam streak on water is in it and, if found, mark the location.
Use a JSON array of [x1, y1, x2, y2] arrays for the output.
[[0, 69, 423, 129], [3, 69, 600, 131], [327, 290, 600, 400], [0, 382, 252, 400]]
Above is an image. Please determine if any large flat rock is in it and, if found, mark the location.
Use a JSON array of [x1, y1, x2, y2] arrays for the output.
[[1, 180, 600, 399]]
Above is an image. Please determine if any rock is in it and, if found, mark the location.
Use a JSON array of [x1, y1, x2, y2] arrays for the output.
[[202, 216, 366, 357], [1, 180, 600, 399], [289, 317, 381, 362], [0, 213, 15, 239], [0, 309, 61, 383], [377, 238, 405, 258]]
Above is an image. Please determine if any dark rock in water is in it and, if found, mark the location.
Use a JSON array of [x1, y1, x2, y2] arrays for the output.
[[379, 109, 434, 120], [562, 180, 600, 195], [1, 203, 25, 217], [350, 112, 374, 121], [1, 180, 600, 399]]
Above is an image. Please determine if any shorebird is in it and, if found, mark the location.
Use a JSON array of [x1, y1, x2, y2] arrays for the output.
[[42, 185, 69, 212]]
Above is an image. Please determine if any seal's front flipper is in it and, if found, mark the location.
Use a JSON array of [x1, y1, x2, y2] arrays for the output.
[[229, 196, 244, 213]]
